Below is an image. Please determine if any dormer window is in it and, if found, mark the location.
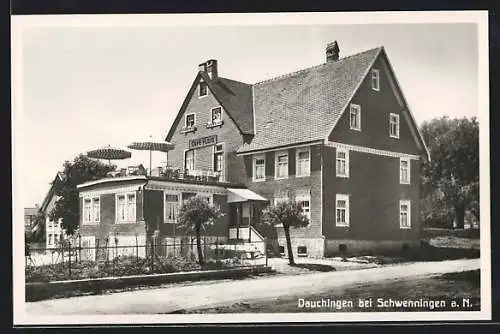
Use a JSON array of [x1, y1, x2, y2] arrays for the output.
[[390, 113, 400, 138], [199, 81, 208, 97], [349, 104, 361, 131], [207, 107, 223, 128], [181, 113, 196, 134], [371, 69, 380, 91]]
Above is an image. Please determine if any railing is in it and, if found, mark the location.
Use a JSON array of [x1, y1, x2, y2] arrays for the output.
[[25, 238, 268, 282], [105, 166, 224, 183]]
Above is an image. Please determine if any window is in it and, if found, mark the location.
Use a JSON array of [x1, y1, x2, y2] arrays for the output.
[[116, 192, 136, 223], [336, 194, 350, 226], [83, 196, 100, 224], [274, 196, 288, 206], [199, 81, 207, 97], [164, 194, 179, 223], [91, 198, 100, 222], [296, 148, 310, 177], [336, 148, 349, 178], [371, 69, 380, 91], [400, 158, 410, 184], [213, 143, 224, 180], [253, 155, 265, 182], [48, 234, 53, 245], [185, 113, 195, 129], [350, 104, 361, 131], [209, 107, 223, 126], [297, 196, 311, 221], [390, 113, 400, 138], [54, 234, 59, 244], [400, 200, 411, 229], [185, 150, 195, 171], [275, 151, 289, 179]]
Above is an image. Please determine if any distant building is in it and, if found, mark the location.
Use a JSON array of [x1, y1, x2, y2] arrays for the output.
[[24, 207, 38, 234], [38, 172, 67, 248]]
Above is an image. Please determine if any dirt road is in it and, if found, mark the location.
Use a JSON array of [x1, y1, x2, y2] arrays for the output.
[[25, 258, 479, 315]]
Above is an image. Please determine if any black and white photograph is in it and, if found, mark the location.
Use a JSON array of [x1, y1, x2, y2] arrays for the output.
[[12, 11, 490, 324]]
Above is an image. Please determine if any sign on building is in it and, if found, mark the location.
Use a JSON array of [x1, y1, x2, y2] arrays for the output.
[[189, 135, 217, 149]]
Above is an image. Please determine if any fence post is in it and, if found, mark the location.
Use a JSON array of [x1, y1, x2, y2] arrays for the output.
[[68, 241, 72, 279], [173, 238, 176, 258], [135, 234, 139, 263], [78, 234, 82, 263], [265, 238, 268, 267]]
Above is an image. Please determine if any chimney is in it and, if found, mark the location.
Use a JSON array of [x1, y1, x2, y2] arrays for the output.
[[326, 41, 340, 62], [206, 59, 218, 80], [198, 59, 218, 80]]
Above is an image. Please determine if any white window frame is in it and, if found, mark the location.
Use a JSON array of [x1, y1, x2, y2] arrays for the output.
[[371, 68, 380, 91], [213, 142, 225, 181], [400, 158, 411, 184], [296, 195, 311, 222], [199, 80, 208, 97], [399, 200, 411, 229], [115, 192, 137, 223], [164, 192, 180, 224], [209, 106, 223, 126], [185, 113, 196, 129], [335, 148, 349, 178], [349, 104, 361, 131], [184, 149, 195, 171], [253, 154, 266, 182], [295, 147, 311, 177], [274, 150, 289, 180], [83, 196, 100, 224], [335, 194, 350, 227], [390, 113, 400, 139]]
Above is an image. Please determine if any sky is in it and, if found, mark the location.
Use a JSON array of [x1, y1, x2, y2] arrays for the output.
[[13, 14, 482, 208]]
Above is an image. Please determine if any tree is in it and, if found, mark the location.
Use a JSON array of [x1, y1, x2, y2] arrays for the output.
[[177, 197, 222, 266], [420, 117, 479, 229], [262, 200, 309, 265], [49, 154, 115, 235]]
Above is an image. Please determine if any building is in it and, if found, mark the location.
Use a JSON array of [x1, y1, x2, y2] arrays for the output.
[[77, 41, 429, 258], [38, 172, 67, 248], [24, 207, 38, 234]]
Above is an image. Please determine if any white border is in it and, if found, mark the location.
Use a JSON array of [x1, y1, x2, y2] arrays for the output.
[[12, 10, 490, 325]]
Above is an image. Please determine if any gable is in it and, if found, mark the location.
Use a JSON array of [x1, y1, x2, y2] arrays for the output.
[[327, 49, 430, 160], [165, 72, 253, 142]]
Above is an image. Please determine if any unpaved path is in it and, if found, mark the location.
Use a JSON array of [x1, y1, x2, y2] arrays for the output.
[[25, 258, 479, 314]]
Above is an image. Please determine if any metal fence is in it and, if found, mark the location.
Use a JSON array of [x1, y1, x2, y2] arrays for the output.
[[25, 237, 269, 281]]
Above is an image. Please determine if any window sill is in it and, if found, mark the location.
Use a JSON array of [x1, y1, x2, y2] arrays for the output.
[[275, 176, 288, 180], [82, 221, 99, 225], [115, 221, 137, 224], [400, 181, 411, 185], [295, 173, 310, 178], [198, 94, 208, 99], [336, 223, 350, 227], [180, 127, 197, 134], [206, 121, 224, 128], [350, 127, 361, 132], [164, 221, 177, 224], [336, 174, 349, 178], [390, 134, 400, 139], [400, 226, 412, 229], [252, 178, 266, 183]]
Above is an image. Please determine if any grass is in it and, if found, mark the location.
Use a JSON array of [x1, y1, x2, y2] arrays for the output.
[[183, 270, 480, 313]]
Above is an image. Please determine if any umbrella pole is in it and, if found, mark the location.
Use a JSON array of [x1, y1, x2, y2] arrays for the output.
[[149, 149, 152, 176]]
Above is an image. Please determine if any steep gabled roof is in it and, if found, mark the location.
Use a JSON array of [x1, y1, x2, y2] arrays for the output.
[[40, 172, 65, 214], [165, 72, 254, 141], [237, 47, 383, 154]]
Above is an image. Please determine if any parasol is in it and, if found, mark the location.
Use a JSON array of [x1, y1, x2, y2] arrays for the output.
[[127, 138, 175, 175], [87, 145, 132, 165]]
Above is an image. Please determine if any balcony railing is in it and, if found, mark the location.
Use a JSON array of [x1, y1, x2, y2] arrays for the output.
[[206, 120, 224, 128], [180, 125, 197, 134], [106, 166, 225, 183]]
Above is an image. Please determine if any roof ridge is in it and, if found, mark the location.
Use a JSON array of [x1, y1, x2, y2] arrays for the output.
[[253, 46, 383, 86]]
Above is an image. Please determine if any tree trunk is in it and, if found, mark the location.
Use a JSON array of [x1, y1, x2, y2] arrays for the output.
[[454, 205, 465, 229], [196, 226, 204, 266], [283, 225, 295, 265]]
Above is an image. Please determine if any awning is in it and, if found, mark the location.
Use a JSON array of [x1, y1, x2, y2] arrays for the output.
[[227, 188, 269, 203]]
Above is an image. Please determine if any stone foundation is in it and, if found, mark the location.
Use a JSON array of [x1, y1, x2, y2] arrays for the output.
[[324, 239, 421, 257], [277, 237, 325, 258]]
